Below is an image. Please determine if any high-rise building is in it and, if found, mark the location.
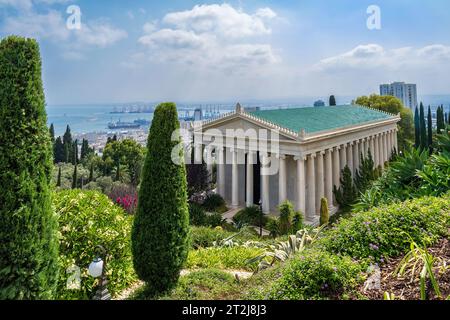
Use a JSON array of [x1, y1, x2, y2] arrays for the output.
[[380, 82, 418, 111]]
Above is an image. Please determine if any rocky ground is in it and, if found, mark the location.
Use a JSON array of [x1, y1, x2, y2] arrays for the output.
[[362, 238, 450, 300]]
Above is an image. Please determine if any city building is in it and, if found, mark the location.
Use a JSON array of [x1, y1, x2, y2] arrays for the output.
[[313, 100, 325, 107], [380, 82, 418, 111], [193, 104, 400, 224]]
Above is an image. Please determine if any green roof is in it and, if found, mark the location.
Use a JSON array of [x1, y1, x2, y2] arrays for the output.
[[250, 105, 394, 134]]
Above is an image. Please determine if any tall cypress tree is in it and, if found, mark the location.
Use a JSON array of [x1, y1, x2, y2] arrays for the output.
[[89, 163, 94, 182], [414, 106, 420, 148], [57, 166, 62, 187], [131, 102, 189, 295], [419, 102, 427, 150], [427, 106, 433, 152], [0, 36, 59, 299], [49, 123, 55, 144], [54, 136, 65, 163], [63, 125, 72, 163], [72, 163, 78, 189]]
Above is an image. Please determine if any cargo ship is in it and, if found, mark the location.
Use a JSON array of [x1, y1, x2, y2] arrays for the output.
[[107, 120, 141, 130]]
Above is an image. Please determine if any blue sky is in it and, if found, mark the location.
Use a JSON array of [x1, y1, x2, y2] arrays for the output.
[[1, 0, 449, 104]]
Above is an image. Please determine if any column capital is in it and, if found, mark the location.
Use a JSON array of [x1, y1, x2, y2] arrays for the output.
[[294, 155, 307, 161], [275, 153, 286, 160], [334, 145, 341, 151], [308, 153, 317, 159], [319, 150, 326, 156], [326, 148, 333, 155]]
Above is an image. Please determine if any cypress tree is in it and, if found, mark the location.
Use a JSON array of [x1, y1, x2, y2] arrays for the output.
[[333, 166, 357, 210], [63, 125, 72, 162], [72, 140, 78, 165], [89, 163, 94, 182], [419, 102, 427, 150], [354, 150, 375, 193], [0, 36, 59, 299], [54, 136, 64, 163], [414, 106, 420, 148], [319, 198, 329, 226], [427, 106, 433, 152], [131, 102, 189, 295], [329, 95, 337, 106], [57, 166, 61, 187], [72, 164, 78, 189], [49, 123, 55, 144]]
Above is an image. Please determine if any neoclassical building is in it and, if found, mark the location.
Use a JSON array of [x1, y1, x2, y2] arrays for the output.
[[192, 104, 401, 224]]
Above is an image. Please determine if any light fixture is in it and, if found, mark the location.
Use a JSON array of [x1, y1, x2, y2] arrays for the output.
[[88, 257, 104, 278]]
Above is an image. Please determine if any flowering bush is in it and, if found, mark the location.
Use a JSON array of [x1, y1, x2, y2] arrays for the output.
[[54, 190, 136, 299], [116, 194, 138, 214]]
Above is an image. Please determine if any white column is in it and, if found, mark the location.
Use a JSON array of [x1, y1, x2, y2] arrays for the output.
[[332, 146, 341, 189], [325, 149, 333, 207], [246, 151, 254, 207], [374, 135, 380, 167], [231, 149, 239, 207], [378, 133, 384, 168], [316, 151, 325, 212], [364, 138, 369, 158], [261, 153, 270, 214], [347, 143, 353, 174], [306, 153, 316, 220], [340, 144, 347, 170], [206, 146, 213, 183], [278, 154, 287, 204], [386, 131, 392, 160], [194, 143, 203, 164], [370, 136, 375, 161], [382, 133, 387, 163], [217, 147, 225, 198], [332, 147, 341, 206], [394, 129, 398, 152], [353, 140, 360, 173], [295, 156, 306, 215]]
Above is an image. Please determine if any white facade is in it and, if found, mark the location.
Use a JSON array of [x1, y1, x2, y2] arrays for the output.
[[380, 82, 418, 111], [193, 104, 401, 225]]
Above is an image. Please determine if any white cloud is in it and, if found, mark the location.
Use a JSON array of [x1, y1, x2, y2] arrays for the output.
[[136, 4, 279, 70], [315, 43, 450, 72], [162, 3, 275, 39], [1, 1, 127, 56], [75, 22, 128, 48]]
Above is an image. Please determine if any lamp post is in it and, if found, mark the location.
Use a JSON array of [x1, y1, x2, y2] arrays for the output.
[[88, 245, 111, 300], [258, 199, 263, 238]]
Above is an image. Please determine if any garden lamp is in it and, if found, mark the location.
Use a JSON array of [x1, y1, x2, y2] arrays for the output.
[[88, 245, 111, 300]]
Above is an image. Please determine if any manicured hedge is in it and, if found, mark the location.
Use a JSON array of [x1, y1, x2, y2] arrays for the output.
[[322, 194, 450, 262], [0, 36, 59, 299], [54, 190, 136, 299]]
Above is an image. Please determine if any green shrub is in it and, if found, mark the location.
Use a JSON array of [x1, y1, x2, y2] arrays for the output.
[[190, 226, 235, 249], [186, 247, 264, 271], [322, 194, 450, 262], [160, 269, 239, 300], [189, 203, 208, 226], [262, 249, 364, 300], [132, 103, 189, 295], [54, 190, 136, 299], [0, 36, 59, 299], [233, 206, 266, 227], [203, 193, 227, 213], [205, 212, 225, 227]]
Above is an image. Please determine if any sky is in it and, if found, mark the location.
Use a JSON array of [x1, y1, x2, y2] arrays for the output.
[[1, 0, 450, 105]]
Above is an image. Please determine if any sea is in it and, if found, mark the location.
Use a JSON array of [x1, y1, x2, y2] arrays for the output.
[[46, 95, 450, 136]]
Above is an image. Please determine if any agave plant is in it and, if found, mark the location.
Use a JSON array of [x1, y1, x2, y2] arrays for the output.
[[246, 227, 324, 272], [394, 239, 448, 300]]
